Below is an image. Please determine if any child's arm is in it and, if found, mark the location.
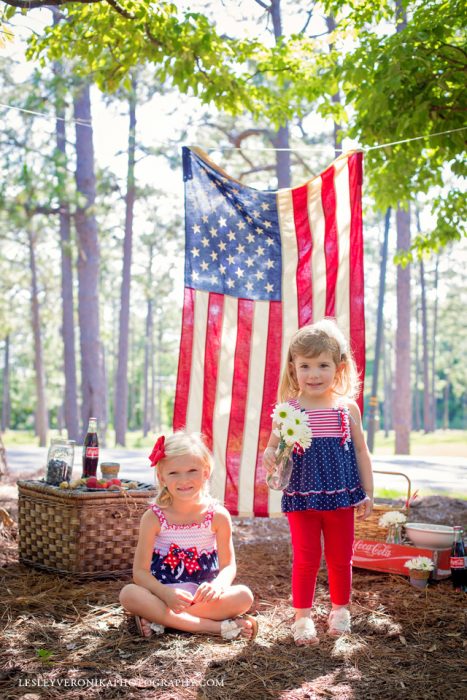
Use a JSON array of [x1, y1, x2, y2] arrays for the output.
[[192, 507, 236, 604], [347, 400, 374, 520], [262, 421, 280, 474], [132, 510, 194, 612]]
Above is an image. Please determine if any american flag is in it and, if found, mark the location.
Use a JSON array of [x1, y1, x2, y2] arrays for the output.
[[173, 146, 365, 517]]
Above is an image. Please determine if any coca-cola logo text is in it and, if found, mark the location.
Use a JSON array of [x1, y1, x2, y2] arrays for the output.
[[353, 540, 393, 558]]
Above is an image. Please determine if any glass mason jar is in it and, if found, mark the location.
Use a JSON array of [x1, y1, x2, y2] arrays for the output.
[[386, 523, 403, 544], [266, 447, 294, 491], [46, 438, 75, 485]]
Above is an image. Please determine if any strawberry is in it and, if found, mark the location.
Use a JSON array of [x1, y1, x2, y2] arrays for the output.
[[110, 478, 122, 486], [86, 477, 99, 488]]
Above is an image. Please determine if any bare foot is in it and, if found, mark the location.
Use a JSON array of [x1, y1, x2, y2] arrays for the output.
[[233, 615, 258, 640], [135, 615, 153, 638]]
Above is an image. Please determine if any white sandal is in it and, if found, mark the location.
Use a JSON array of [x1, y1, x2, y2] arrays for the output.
[[220, 615, 258, 641], [328, 608, 351, 636], [291, 617, 319, 646]]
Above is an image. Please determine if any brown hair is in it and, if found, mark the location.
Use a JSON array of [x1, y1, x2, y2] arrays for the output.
[[278, 319, 361, 402], [152, 431, 214, 508]]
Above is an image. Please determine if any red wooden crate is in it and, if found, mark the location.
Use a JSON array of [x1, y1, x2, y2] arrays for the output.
[[352, 539, 451, 579]]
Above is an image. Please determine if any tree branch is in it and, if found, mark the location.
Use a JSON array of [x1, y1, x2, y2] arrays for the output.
[[238, 163, 277, 180], [299, 9, 314, 35], [253, 0, 271, 11], [2, 0, 102, 8], [105, 0, 135, 20]]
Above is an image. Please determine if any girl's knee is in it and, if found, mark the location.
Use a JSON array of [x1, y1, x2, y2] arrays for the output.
[[234, 584, 254, 608], [119, 583, 139, 608]]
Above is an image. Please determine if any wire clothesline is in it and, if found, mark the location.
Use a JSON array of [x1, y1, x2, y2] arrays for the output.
[[0, 100, 465, 153]]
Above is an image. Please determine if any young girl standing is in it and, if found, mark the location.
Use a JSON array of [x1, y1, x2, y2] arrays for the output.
[[120, 431, 257, 640], [263, 319, 373, 646]]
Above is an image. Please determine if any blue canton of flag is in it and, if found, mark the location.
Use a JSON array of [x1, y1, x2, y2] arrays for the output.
[[183, 147, 281, 301]]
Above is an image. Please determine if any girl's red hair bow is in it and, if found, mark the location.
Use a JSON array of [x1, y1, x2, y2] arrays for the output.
[[149, 436, 166, 466]]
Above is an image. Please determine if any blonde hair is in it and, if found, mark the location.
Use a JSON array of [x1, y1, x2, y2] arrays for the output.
[[152, 431, 214, 508], [278, 319, 361, 401]]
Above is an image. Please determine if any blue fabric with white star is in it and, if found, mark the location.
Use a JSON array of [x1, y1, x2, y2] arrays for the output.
[[150, 550, 219, 585], [183, 147, 281, 301], [282, 438, 367, 512]]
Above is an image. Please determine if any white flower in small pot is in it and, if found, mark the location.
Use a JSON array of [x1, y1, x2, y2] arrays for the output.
[[378, 511, 407, 544], [404, 556, 435, 589]]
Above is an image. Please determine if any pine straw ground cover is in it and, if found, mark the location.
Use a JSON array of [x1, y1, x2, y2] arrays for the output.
[[0, 495, 466, 700]]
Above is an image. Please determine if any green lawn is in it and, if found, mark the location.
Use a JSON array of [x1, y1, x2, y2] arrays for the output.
[[373, 429, 467, 457], [2, 428, 466, 456]]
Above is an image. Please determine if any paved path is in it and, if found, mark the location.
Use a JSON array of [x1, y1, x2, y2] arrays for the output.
[[4, 446, 466, 498]]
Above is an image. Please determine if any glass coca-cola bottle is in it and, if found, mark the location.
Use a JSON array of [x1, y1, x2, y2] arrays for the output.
[[450, 526, 467, 592], [82, 417, 99, 478]]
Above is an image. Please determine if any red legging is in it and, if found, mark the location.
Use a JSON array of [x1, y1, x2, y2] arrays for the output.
[[286, 508, 355, 608]]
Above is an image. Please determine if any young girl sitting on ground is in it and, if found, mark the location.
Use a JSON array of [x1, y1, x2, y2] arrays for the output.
[[119, 431, 257, 640], [263, 319, 373, 646]]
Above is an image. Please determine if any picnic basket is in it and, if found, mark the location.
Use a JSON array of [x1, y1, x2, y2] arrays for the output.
[[17, 479, 157, 579], [354, 469, 412, 541]]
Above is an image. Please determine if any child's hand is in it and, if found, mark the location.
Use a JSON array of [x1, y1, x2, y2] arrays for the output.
[[192, 581, 224, 604], [356, 497, 373, 520], [162, 587, 194, 614], [262, 446, 277, 475]]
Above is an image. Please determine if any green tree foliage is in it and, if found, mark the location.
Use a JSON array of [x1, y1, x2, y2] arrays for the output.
[[1, 0, 303, 122], [317, 0, 467, 254]]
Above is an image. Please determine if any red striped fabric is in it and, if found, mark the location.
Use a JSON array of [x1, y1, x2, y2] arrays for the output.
[[348, 152, 365, 414], [321, 165, 338, 318], [173, 287, 195, 429], [289, 399, 344, 437], [292, 185, 313, 327], [174, 148, 365, 517], [224, 299, 254, 515], [201, 293, 224, 449]]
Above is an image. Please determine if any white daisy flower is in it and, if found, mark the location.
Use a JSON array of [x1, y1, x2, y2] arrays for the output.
[[280, 420, 303, 446], [378, 511, 407, 528], [271, 402, 295, 425]]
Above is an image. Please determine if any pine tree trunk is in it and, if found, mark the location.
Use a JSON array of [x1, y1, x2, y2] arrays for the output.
[[270, 0, 291, 189], [55, 76, 79, 442], [394, 206, 411, 454], [73, 81, 105, 438], [430, 256, 439, 430], [325, 15, 343, 158], [419, 258, 431, 433], [150, 335, 156, 432], [143, 296, 153, 438], [0, 432, 7, 479], [143, 244, 154, 438], [100, 341, 107, 447], [367, 208, 390, 452], [1, 335, 11, 432], [414, 306, 421, 431], [382, 327, 392, 437], [443, 376, 449, 429], [28, 226, 48, 446], [114, 78, 137, 446]]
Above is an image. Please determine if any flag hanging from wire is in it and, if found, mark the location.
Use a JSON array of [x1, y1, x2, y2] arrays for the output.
[[173, 146, 365, 517]]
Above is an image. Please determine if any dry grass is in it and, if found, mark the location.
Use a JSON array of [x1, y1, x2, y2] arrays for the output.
[[1, 502, 466, 700]]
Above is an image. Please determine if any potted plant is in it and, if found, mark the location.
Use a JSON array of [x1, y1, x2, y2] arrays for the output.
[[404, 556, 435, 589]]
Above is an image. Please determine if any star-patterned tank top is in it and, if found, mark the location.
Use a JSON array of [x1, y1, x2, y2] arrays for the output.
[[149, 503, 219, 585], [281, 399, 367, 512]]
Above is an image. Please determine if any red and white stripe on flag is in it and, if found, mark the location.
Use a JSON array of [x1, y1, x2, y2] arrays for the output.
[[174, 150, 365, 517]]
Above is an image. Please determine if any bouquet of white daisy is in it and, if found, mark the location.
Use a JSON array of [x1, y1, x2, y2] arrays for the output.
[[266, 402, 312, 491]]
